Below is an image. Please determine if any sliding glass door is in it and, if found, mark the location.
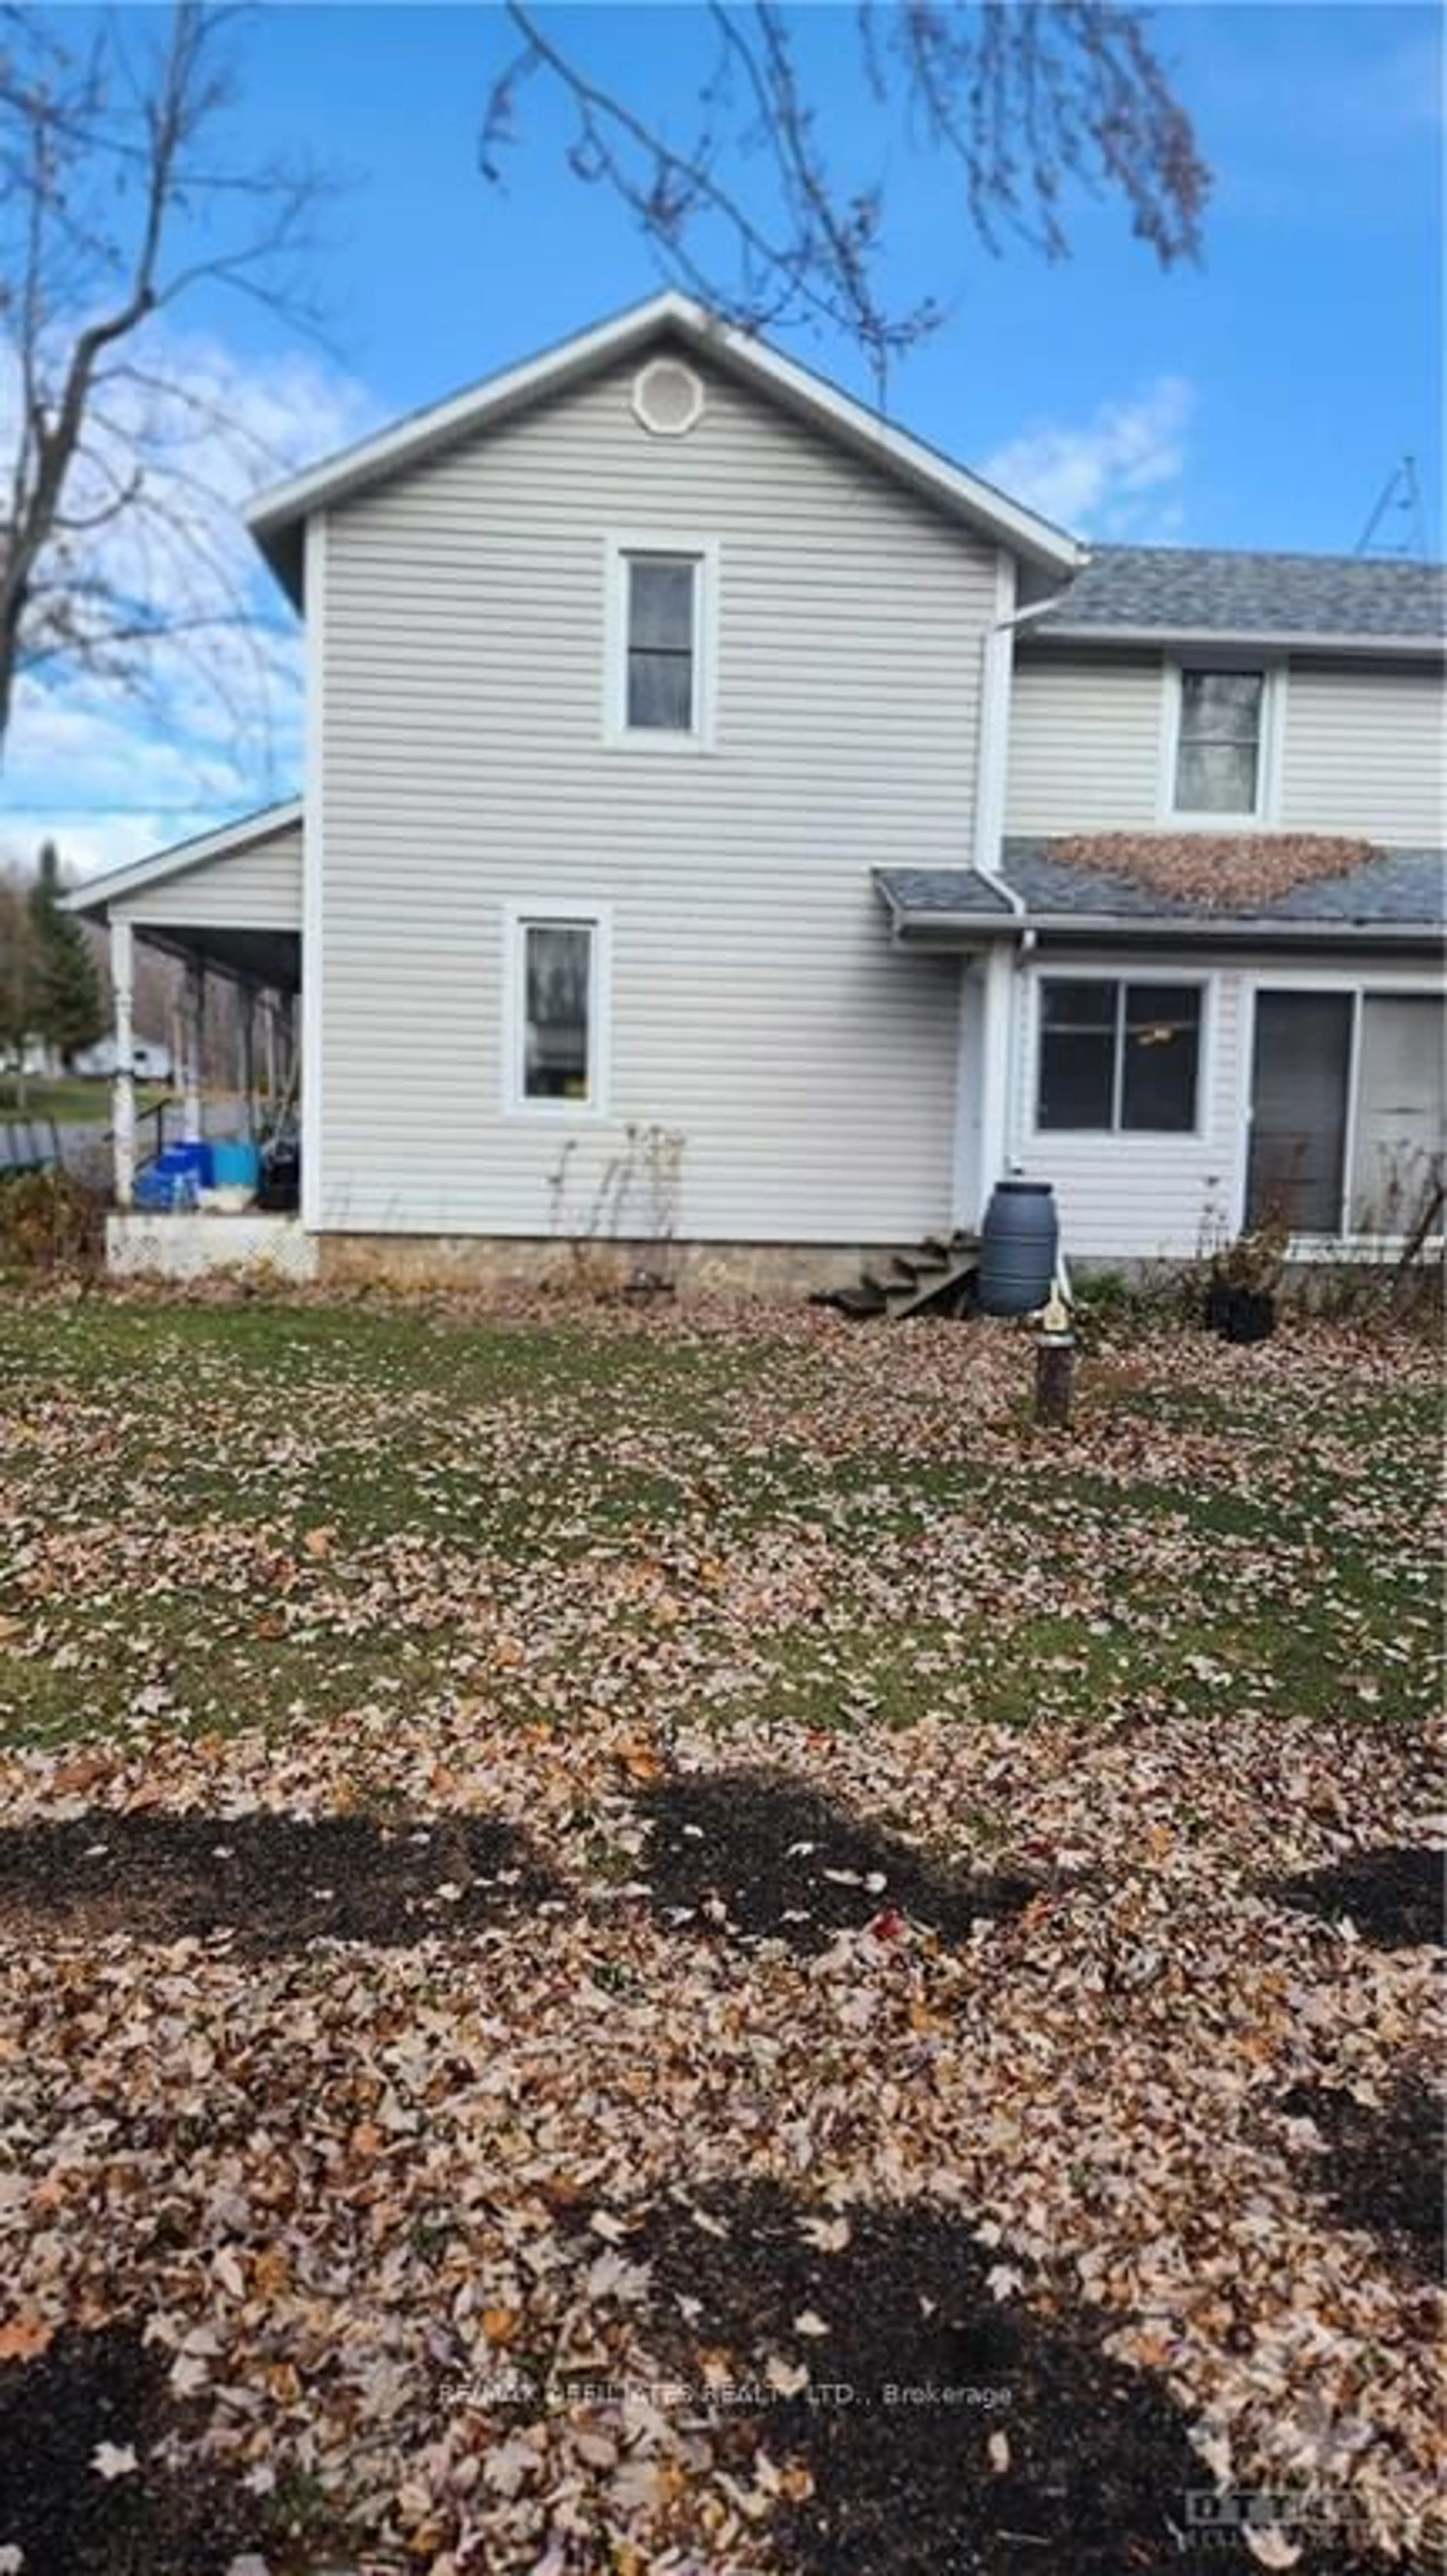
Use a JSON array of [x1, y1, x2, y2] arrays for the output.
[[1246, 993, 1352, 1231], [1350, 997, 1446, 1231], [1247, 988, 1444, 1237]]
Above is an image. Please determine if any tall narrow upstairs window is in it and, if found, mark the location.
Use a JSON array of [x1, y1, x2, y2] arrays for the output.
[[606, 540, 716, 749], [628, 556, 696, 731]]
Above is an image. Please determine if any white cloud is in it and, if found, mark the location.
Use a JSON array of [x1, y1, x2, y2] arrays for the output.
[[2, 325, 377, 880], [980, 377, 1195, 539]]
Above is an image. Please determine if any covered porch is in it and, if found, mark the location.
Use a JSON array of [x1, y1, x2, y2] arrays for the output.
[[66, 805, 316, 1280]]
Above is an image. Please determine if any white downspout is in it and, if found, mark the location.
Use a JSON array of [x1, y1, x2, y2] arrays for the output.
[[973, 565, 1085, 904], [967, 559, 1084, 1218]]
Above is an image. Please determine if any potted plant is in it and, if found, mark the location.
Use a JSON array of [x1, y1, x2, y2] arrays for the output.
[[1203, 1214, 1288, 1342]]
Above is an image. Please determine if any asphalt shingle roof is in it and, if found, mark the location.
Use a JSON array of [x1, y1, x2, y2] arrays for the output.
[[1003, 840, 1444, 924], [876, 846, 1445, 931], [878, 869, 1015, 919], [1035, 547, 1447, 644]]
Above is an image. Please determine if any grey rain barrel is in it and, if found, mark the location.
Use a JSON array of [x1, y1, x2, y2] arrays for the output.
[[978, 1181, 1058, 1316]]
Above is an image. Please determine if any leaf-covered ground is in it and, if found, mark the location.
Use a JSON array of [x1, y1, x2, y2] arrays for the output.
[[0, 1285, 1441, 2575]]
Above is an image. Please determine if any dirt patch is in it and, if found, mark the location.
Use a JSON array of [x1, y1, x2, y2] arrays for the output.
[[1281, 2077, 1445, 2283], [636, 1770, 1037, 1952], [0, 1811, 557, 1953], [0, 2323, 259, 2576], [638, 2183, 1383, 2574], [1270, 1845, 1443, 1950]]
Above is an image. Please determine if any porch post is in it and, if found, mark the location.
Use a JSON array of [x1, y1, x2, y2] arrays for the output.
[[181, 958, 204, 1145], [110, 918, 135, 1210], [241, 985, 257, 1145], [262, 994, 278, 1106]]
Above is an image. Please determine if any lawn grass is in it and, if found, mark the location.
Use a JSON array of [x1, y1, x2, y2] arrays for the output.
[[0, 1291, 1438, 1751], [0, 1077, 171, 1126], [0, 1286, 1441, 2573]]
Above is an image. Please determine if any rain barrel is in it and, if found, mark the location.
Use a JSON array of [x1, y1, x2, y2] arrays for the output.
[[978, 1181, 1058, 1316]]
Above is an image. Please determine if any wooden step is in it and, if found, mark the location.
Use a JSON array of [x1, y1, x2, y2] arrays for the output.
[[823, 1230, 983, 1323], [833, 1282, 890, 1320]]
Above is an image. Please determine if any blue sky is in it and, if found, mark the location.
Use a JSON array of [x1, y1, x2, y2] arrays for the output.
[[4, 1, 1442, 876]]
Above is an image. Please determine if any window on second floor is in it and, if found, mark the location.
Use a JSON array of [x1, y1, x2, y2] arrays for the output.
[[1171, 668, 1268, 816], [605, 538, 716, 749], [628, 556, 697, 731], [1036, 978, 1204, 1133]]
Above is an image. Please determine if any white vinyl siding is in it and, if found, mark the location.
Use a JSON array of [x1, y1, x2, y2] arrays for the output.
[[107, 820, 303, 933], [1008, 649, 1444, 847], [315, 352, 994, 1241], [1004, 652, 1162, 833], [1277, 662, 1446, 842]]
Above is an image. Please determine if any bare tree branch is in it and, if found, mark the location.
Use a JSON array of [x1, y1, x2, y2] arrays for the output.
[[482, 2, 1209, 403], [0, 1, 333, 758]]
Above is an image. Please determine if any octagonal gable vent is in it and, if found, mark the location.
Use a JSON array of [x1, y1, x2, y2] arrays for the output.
[[632, 357, 705, 438]]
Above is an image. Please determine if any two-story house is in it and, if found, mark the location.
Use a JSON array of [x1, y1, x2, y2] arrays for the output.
[[72, 293, 1445, 1290]]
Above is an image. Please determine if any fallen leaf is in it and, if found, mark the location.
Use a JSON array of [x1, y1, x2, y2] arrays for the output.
[[0, 2312, 53, 2362], [92, 2441, 140, 2480], [797, 2215, 851, 2252]]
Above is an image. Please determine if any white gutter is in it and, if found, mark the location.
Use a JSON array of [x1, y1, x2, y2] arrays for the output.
[[1027, 622, 1444, 661], [891, 910, 1440, 946]]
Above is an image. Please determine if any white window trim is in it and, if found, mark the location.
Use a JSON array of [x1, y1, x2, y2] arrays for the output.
[[1158, 658, 1285, 828], [603, 533, 719, 753], [500, 897, 613, 1121], [1236, 969, 1445, 1246], [1028, 966, 1213, 1143]]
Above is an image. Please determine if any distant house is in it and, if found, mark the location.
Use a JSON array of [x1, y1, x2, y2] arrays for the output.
[[70, 293, 1445, 1286], [72, 1035, 174, 1083]]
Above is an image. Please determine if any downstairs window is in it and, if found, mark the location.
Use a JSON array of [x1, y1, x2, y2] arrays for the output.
[[1036, 979, 1203, 1133], [504, 904, 611, 1115]]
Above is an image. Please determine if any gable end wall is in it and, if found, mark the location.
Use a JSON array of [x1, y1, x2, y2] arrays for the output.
[[316, 351, 998, 1241]]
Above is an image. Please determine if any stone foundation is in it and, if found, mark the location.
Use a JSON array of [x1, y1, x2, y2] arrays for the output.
[[107, 1213, 319, 1283], [316, 1233, 880, 1299]]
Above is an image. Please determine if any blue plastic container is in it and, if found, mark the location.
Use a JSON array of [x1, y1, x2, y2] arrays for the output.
[[210, 1140, 261, 1190], [132, 1165, 173, 1211], [978, 1180, 1059, 1316], [154, 1140, 213, 1190]]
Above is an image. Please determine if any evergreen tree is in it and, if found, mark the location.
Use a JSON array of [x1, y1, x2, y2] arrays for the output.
[[0, 870, 42, 1105], [28, 843, 106, 1064]]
